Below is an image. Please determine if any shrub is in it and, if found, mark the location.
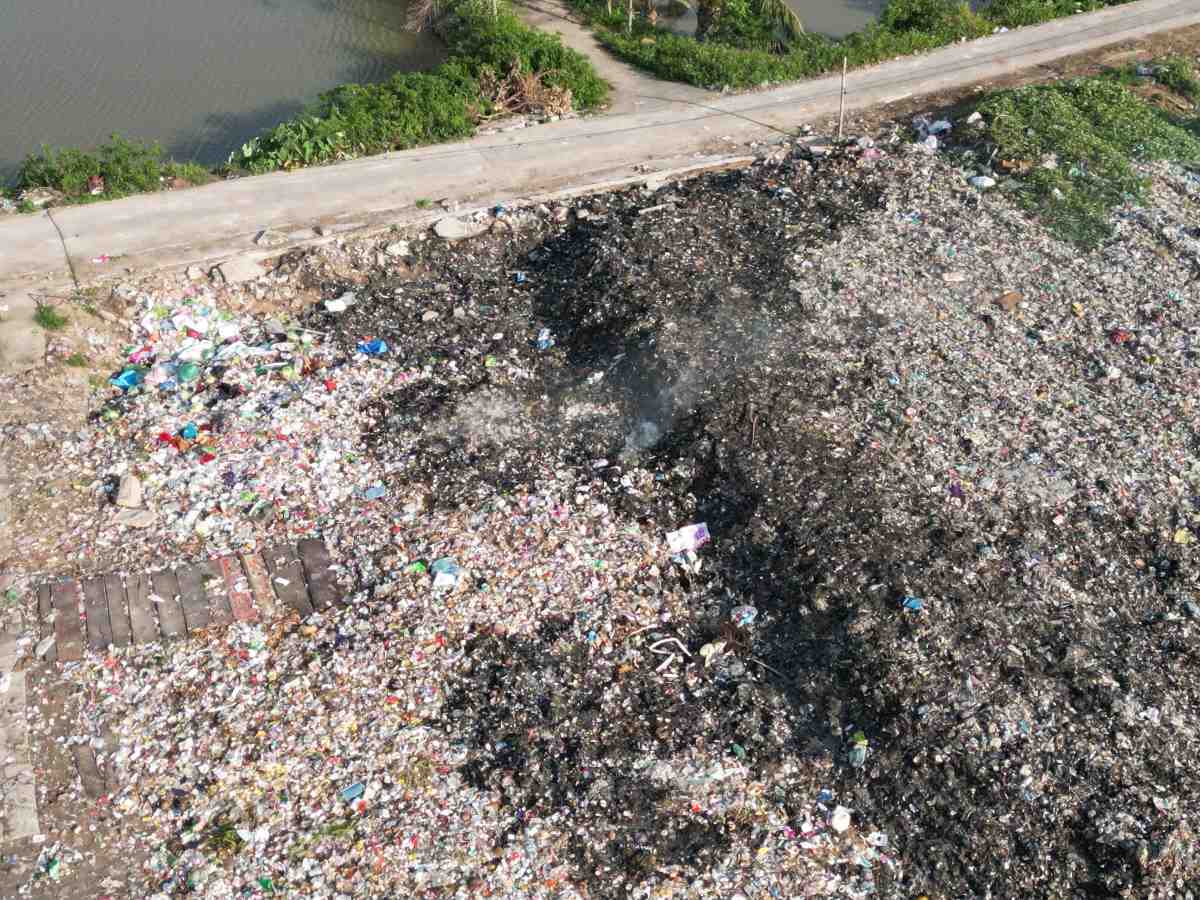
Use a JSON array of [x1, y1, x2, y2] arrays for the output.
[[18, 134, 201, 201], [34, 304, 68, 330], [230, 4, 607, 174], [1154, 56, 1200, 104]]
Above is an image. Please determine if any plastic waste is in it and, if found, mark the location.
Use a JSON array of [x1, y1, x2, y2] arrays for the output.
[[536, 328, 554, 350], [848, 731, 869, 768], [667, 523, 710, 554], [357, 338, 388, 356], [731, 605, 758, 626], [431, 557, 461, 594], [110, 368, 144, 391]]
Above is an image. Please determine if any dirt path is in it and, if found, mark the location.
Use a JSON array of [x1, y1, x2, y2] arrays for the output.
[[513, 0, 712, 115]]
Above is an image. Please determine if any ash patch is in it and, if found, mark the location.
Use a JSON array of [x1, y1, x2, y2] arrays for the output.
[[320, 150, 887, 506]]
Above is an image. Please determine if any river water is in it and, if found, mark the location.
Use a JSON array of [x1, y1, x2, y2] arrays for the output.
[[0, 0, 444, 183], [1, 0, 887, 187]]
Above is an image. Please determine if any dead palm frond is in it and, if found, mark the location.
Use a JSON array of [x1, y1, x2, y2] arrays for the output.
[[404, 0, 440, 32]]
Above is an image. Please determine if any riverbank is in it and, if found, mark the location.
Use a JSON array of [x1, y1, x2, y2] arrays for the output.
[[2, 1, 606, 211]]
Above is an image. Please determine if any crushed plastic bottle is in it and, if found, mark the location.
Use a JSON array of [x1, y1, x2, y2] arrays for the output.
[[109, 368, 144, 391]]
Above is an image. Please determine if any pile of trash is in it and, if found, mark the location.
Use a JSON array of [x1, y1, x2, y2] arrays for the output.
[[67, 287, 395, 566], [26, 126, 1200, 898]]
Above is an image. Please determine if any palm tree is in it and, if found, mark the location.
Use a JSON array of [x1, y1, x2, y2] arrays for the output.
[[696, 0, 803, 41]]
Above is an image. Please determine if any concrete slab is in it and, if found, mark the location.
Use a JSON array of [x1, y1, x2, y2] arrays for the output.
[[0, 291, 46, 374], [0, 212, 72, 295], [0, 669, 39, 842]]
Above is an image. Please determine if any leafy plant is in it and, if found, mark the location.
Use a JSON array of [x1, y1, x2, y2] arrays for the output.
[[64, 352, 88, 367], [229, 4, 607, 175], [34, 304, 68, 331], [1154, 56, 1200, 104]]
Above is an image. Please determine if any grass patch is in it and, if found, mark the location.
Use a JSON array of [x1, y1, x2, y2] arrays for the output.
[[64, 352, 89, 367], [568, 0, 1134, 90], [227, 0, 607, 174], [33, 304, 68, 331], [970, 76, 1200, 247], [416, 198, 433, 209]]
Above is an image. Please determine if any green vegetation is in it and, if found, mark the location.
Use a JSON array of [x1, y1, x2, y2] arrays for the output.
[[567, 0, 1135, 90], [17, 135, 213, 206], [971, 75, 1200, 247], [10, 0, 605, 202], [415, 198, 433, 209], [1154, 56, 1200, 104], [64, 352, 89, 367], [228, 1, 607, 174], [33, 304, 68, 331]]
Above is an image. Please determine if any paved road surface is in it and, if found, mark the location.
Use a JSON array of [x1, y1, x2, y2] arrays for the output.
[[1, 0, 1197, 294]]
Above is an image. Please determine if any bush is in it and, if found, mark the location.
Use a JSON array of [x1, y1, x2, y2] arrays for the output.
[[878, 0, 976, 35], [18, 134, 198, 202], [1154, 56, 1200, 104], [982, 0, 1123, 28], [230, 3, 608, 174]]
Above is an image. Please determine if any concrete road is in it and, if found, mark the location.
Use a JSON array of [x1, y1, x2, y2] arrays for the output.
[[1, 0, 1197, 293]]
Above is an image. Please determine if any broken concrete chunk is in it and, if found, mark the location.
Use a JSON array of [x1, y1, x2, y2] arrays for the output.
[[433, 217, 490, 241], [115, 474, 143, 509]]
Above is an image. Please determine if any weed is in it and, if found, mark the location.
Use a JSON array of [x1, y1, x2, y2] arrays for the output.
[[1154, 56, 1200, 104], [34, 304, 68, 331], [202, 818, 246, 857], [972, 77, 1200, 247], [64, 352, 88, 367], [416, 198, 433, 209]]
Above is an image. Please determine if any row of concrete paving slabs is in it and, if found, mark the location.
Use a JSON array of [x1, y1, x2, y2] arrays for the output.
[[0, 540, 345, 834], [36, 540, 342, 661]]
